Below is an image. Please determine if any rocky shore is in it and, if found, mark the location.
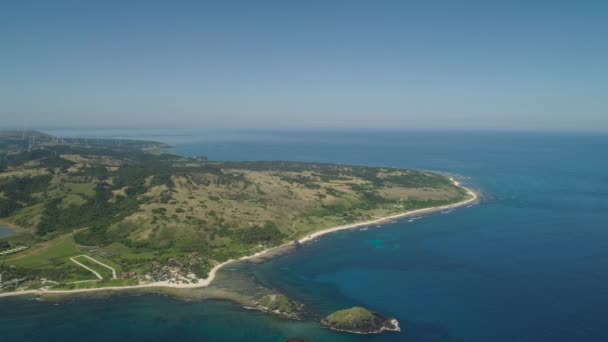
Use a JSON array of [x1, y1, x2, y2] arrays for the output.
[[320, 307, 400, 334]]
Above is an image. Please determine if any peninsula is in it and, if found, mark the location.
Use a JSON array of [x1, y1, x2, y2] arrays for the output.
[[0, 131, 476, 298]]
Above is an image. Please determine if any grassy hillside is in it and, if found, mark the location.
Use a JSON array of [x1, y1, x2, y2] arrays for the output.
[[0, 131, 469, 292]]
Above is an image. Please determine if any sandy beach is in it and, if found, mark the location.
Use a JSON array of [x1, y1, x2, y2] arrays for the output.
[[0, 178, 478, 299]]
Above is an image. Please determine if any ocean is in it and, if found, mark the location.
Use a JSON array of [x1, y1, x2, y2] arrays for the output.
[[1, 130, 607, 341]]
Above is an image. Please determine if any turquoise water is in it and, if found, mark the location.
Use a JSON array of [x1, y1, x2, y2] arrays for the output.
[[2, 130, 608, 341]]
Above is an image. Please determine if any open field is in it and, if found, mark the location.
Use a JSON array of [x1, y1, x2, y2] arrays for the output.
[[71, 255, 116, 280], [5, 234, 81, 268]]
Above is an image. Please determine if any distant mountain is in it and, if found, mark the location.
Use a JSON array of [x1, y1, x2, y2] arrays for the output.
[[0, 130, 169, 152]]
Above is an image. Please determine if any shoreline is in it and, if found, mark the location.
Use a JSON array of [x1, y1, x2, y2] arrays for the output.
[[0, 178, 478, 299]]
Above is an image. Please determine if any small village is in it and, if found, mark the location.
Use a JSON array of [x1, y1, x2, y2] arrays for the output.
[[146, 253, 209, 284], [1, 248, 211, 291]]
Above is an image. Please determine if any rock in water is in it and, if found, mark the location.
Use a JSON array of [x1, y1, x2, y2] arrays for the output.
[[320, 307, 400, 334], [255, 294, 305, 320]]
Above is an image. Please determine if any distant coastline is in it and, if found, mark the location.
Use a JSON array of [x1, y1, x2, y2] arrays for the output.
[[0, 178, 477, 299]]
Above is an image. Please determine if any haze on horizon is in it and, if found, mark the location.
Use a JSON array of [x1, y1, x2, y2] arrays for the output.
[[1, 1, 607, 132]]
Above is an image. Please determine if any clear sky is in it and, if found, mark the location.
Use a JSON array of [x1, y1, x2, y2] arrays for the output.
[[1, 1, 607, 131]]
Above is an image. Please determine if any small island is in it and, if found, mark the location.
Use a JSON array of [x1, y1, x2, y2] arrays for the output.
[[320, 307, 400, 334], [254, 294, 304, 320]]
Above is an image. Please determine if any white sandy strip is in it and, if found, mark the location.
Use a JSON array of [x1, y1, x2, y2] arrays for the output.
[[0, 179, 477, 299]]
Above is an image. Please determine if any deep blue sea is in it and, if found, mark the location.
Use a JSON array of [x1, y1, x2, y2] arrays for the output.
[[2, 130, 607, 341]]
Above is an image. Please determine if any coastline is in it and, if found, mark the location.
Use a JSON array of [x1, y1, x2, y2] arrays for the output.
[[0, 178, 478, 299]]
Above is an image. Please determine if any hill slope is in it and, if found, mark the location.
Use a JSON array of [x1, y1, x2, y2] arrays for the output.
[[0, 131, 470, 292]]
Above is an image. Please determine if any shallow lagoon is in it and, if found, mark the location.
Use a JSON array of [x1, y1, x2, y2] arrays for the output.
[[0, 225, 15, 238]]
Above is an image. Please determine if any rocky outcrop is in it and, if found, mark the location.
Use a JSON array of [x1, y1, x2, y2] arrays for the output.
[[320, 307, 400, 334], [254, 294, 304, 320]]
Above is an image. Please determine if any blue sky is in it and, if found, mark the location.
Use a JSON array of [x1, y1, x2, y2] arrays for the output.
[[1, 1, 607, 131]]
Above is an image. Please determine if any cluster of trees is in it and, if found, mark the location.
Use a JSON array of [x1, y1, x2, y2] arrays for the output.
[[7, 153, 176, 241], [232, 222, 285, 246], [189, 261, 210, 279], [113, 162, 174, 192], [77, 166, 110, 180], [0, 240, 10, 251], [0, 264, 35, 284], [0, 263, 89, 283], [384, 172, 453, 188], [72, 222, 112, 246], [0, 149, 74, 171], [0, 174, 52, 217], [41, 182, 140, 239]]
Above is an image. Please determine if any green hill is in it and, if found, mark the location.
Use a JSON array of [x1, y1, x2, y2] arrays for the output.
[[321, 307, 400, 334], [0, 131, 470, 293]]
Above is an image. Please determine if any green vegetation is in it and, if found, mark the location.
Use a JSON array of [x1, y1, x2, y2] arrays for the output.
[[7, 234, 81, 269], [257, 294, 304, 319], [324, 307, 376, 324], [0, 174, 52, 217], [0, 130, 470, 293], [55, 279, 138, 290], [320, 307, 399, 334], [71, 255, 114, 279]]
